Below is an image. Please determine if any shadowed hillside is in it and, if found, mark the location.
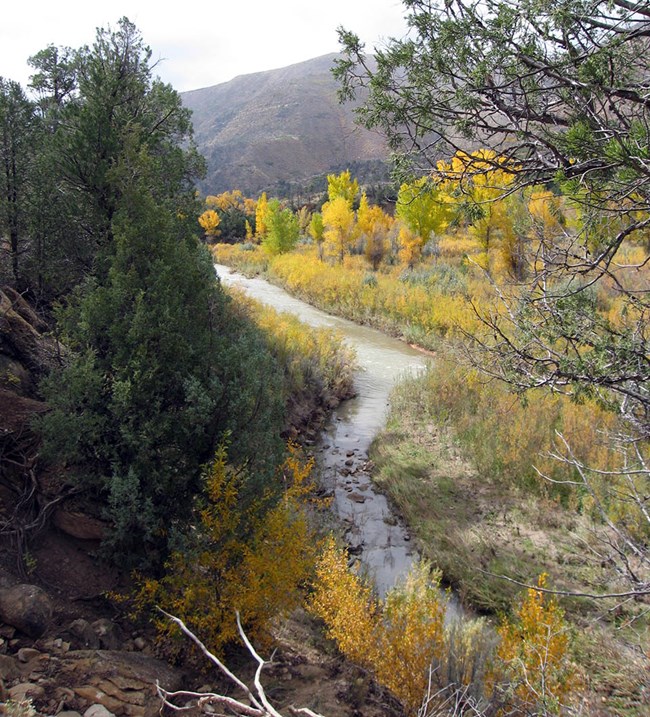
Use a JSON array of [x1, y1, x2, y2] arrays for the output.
[[182, 53, 389, 197]]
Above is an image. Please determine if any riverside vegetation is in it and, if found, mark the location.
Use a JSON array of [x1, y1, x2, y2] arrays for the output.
[[1, 3, 648, 717], [208, 156, 648, 712]]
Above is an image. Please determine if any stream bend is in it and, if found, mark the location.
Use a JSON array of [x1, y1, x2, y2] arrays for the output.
[[215, 264, 429, 594]]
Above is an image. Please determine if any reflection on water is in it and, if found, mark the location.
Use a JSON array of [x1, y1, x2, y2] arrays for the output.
[[215, 264, 428, 594]]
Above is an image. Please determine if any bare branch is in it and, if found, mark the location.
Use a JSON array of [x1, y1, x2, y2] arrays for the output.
[[156, 610, 327, 717]]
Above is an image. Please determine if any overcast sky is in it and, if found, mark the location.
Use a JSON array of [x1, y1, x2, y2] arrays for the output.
[[2, 0, 409, 93]]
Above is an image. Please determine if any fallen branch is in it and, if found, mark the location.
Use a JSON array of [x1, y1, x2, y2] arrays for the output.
[[156, 609, 326, 717]]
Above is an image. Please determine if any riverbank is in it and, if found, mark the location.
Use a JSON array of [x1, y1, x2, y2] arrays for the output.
[[215, 253, 649, 715], [211, 243, 482, 351], [371, 370, 649, 714]]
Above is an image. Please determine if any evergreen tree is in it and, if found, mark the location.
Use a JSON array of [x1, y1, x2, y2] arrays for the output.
[[37, 19, 285, 567], [0, 78, 39, 289]]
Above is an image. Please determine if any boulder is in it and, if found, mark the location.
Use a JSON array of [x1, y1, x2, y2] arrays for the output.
[[17, 646, 41, 663], [0, 584, 52, 638], [8, 681, 45, 701], [84, 707, 115, 717]]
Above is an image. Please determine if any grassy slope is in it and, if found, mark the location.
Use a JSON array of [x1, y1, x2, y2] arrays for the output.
[[372, 372, 649, 715]]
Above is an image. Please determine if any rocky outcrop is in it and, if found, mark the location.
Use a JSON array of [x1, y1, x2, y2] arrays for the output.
[[0, 637, 185, 716], [0, 287, 62, 389]]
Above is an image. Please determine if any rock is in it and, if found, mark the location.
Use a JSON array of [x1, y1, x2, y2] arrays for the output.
[[348, 492, 367, 504], [60, 650, 185, 717], [97, 678, 145, 705], [68, 619, 100, 649], [0, 287, 62, 374], [0, 584, 52, 638], [84, 706, 115, 717], [0, 653, 20, 680], [8, 681, 45, 701], [92, 619, 123, 651], [53, 509, 107, 541], [133, 637, 146, 651], [58, 712, 83, 717], [53, 685, 76, 703], [74, 685, 123, 713], [17, 647, 41, 663]]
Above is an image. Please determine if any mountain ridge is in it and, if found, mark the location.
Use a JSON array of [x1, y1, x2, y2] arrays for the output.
[[181, 53, 389, 197]]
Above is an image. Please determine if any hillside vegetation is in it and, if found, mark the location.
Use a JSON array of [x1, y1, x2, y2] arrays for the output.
[[0, 17, 354, 706]]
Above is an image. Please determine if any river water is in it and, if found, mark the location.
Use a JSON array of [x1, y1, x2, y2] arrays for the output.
[[214, 264, 430, 595]]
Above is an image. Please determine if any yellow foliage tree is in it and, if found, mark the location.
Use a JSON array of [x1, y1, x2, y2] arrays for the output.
[[206, 189, 247, 212], [357, 192, 392, 270], [308, 212, 325, 260], [438, 149, 518, 274], [255, 192, 269, 241], [492, 574, 576, 715], [395, 177, 453, 266], [322, 196, 357, 263], [397, 224, 422, 269], [310, 541, 449, 715], [327, 169, 360, 207], [133, 443, 318, 658], [198, 208, 221, 238]]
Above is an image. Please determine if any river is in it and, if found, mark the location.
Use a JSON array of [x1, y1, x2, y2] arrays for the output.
[[215, 264, 430, 595]]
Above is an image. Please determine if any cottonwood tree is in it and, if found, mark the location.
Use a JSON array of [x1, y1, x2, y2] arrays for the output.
[[322, 196, 357, 263], [263, 199, 300, 255], [395, 175, 453, 266], [336, 0, 650, 599], [357, 192, 391, 270]]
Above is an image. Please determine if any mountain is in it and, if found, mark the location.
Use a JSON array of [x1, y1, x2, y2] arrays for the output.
[[181, 53, 389, 198]]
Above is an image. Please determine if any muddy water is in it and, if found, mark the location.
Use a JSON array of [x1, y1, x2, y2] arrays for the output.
[[214, 264, 429, 595]]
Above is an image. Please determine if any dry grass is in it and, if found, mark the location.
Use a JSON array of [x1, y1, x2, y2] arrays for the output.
[[370, 373, 649, 714]]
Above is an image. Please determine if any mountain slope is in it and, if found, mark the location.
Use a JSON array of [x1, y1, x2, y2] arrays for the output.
[[182, 53, 388, 197]]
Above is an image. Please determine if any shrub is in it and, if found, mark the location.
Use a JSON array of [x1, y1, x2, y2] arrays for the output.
[[134, 443, 318, 659]]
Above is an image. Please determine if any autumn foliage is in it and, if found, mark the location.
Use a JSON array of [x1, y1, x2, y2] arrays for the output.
[[310, 542, 577, 716], [490, 575, 577, 715], [310, 541, 477, 715], [134, 443, 319, 658]]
